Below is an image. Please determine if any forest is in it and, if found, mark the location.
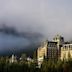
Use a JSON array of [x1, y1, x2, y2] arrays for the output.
[[0, 57, 72, 72]]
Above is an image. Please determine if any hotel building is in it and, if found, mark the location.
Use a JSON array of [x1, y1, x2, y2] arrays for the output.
[[37, 35, 64, 66]]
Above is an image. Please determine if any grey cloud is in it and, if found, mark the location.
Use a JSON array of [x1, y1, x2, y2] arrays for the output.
[[0, 0, 72, 41]]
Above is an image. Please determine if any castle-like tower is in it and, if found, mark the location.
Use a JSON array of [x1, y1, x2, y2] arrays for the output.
[[53, 34, 64, 48], [53, 34, 64, 58]]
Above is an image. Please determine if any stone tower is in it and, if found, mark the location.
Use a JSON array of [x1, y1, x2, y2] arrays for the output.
[[53, 34, 64, 49], [53, 34, 64, 58]]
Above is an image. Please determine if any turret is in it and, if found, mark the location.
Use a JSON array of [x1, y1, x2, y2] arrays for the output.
[[53, 34, 64, 49]]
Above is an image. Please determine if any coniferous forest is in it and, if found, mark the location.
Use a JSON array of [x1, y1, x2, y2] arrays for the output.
[[0, 57, 72, 72]]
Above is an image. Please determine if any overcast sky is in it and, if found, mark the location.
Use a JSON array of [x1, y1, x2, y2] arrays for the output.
[[0, 0, 72, 40]]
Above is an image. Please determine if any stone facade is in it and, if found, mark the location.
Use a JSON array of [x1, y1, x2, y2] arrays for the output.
[[61, 44, 72, 60], [37, 40, 48, 66], [37, 40, 58, 66], [53, 34, 64, 59]]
